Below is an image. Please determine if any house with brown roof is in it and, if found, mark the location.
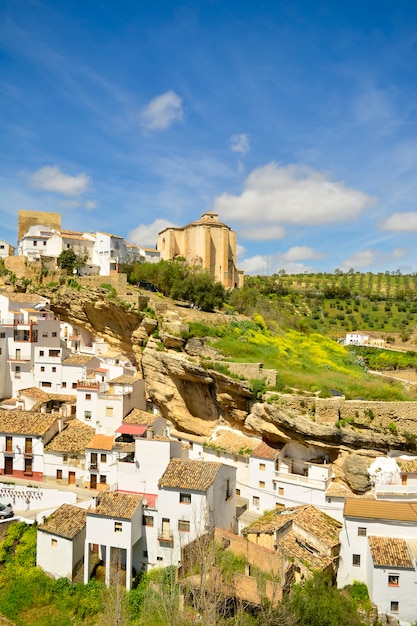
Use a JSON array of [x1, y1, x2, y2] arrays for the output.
[[338, 499, 417, 624], [37, 503, 86, 581], [0, 410, 62, 481], [144, 458, 236, 570], [84, 492, 143, 590], [243, 504, 342, 583], [44, 419, 95, 486]]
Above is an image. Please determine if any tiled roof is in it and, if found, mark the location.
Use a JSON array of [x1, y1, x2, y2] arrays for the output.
[[0, 411, 57, 436], [47, 393, 76, 403], [159, 458, 222, 491], [251, 441, 280, 460], [344, 498, 417, 522], [326, 482, 375, 499], [123, 408, 158, 425], [243, 505, 341, 548], [88, 492, 142, 519], [19, 387, 49, 402], [278, 530, 332, 570], [86, 434, 114, 451], [396, 457, 417, 473], [206, 430, 258, 457], [368, 536, 413, 568], [109, 375, 136, 385], [97, 231, 123, 239], [39, 504, 86, 539], [0, 292, 48, 304], [45, 419, 94, 453], [63, 354, 95, 365]]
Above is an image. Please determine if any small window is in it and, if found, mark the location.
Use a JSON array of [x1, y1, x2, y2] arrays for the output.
[[84, 411, 92, 420], [62, 455, 68, 463], [253, 496, 260, 507], [43, 240, 46, 246], [114, 522, 122, 533], [15, 365, 20, 373], [105, 406, 113, 417], [143, 550, 148, 558], [259, 463, 266, 471], [236, 488, 241, 496], [85, 394, 91, 401], [259, 481, 265, 488], [56, 469, 62, 480], [278, 487, 284, 495], [72, 382, 77, 389], [40, 366, 45, 372], [49, 349, 59, 357], [353, 554, 361, 567], [51, 538, 57, 547], [52, 367, 56, 373], [100, 453, 106, 463], [0, 332, 5, 338], [358, 527, 367, 537], [52, 332, 57, 337], [33, 240, 37, 246], [156, 556, 163, 562], [40, 350, 44, 356], [179, 493, 191, 504], [41, 381, 52, 388], [143, 515, 154, 527], [388, 574, 399, 587], [178, 520, 190, 532], [390, 601, 399, 613], [99, 475, 107, 484], [62, 382, 67, 388]]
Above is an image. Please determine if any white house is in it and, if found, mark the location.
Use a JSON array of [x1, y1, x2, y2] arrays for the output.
[[344, 331, 370, 346], [338, 499, 417, 625], [44, 419, 95, 486], [84, 492, 143, 590], [37, 504, 86, 580], [0, 240, 14, 259]]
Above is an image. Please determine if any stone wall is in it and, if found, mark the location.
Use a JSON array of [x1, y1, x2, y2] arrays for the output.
[[213, 362, 277, 387], [276, 394, 417, 434], [78, 273, 127, 293], [4, 256, 41, 279]]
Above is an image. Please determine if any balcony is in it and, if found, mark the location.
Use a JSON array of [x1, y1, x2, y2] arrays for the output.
[[158, 530, 174, 544], [89, 463, 98, 471], [77, 381, 100, 390]]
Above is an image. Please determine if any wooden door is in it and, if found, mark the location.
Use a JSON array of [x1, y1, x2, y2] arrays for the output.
[[90, 474, 97, 489], [68, 471, 76, 485], [4, 457, 13, 475]]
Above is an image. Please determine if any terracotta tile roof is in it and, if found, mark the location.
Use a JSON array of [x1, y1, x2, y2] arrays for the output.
[[88, 492, 142, 519], [278, 530, 332, 570], [243, 505, 341, 548], [0, 410, 57, 436], [159, 458, 222, 491], [0, 292, 48, 304], [63, 354, 95, 366], [206, 430, 258, 457], [19, 387, 49, 402], [396, 457, 417, 473], [46, 393, 76, 403], [368, 536, 413, 568], [123, 409, 158, 425], [96, 231, 123, 239], [251, 441, 280, 460], [344, 498, 417, 522], [326, 482, 375, 499], [86, 434, 114, 451], [39, 504, 86, 539], [45, 419, 94, 453], [109, 375, 136, 385]]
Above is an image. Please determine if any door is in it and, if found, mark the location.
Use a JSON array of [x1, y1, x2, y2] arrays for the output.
[[402, 474, 407, 486], [68, 471, 76, 485], [90, 474, 97, 489], [162, 518, 170, 539], [4, 457, 13, 475]]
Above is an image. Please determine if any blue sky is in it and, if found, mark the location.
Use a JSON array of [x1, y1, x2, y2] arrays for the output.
[[2, 0, 417, 275]]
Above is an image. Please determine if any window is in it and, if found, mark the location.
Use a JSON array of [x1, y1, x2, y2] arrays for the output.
[[43, 241, 46, 246], [352, 554, 361, 567], [52, 332, 57, 337], [100, 453, 107, 463], [39, 350, 44, 356], [33, 240, 37, 246], [99, 475, 107, 484], [25, 439, 32, 454], [49, 349, 59, 357], [388, 574, 399, 586], [62, 455, 68, 463], [0, 348, 2, 355], [52, 367, 56, 373], [62, 382, 66, 388], [253, 496, 260, 507], [143, 515, 154, 527], [42, 333, 48, 338], [84, 411, 92, 420], [85, 393, 91, 401], [180, 492, 191, 504], [5, 437, 12, 452], [259, 463, 266, 471], [178, 520, 190, 532], [41, 381, 52, 388], [278, 487, 284, 495], [72, 383, 77, 389], [157, 556, 163, 562], [259, 481, 265, 488], [114, 522, 122, 533], [56, 469, 62, 480], [106, 406, 113, 417], [40, 366, 45, 372], [143, 550, 148, 558], [390, 601, 399, 613], [51, 538, 57, 547], [90, 453, 97, 467], [236, 488, 241, 496], [358, 527, 367, 537], [0, 332, 5, 338]]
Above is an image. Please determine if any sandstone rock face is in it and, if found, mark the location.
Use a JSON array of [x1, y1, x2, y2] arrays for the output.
[[341, 453, 372, 494]]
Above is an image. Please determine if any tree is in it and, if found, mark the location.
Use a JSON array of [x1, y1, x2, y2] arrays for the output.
[[58, 249, 77, 273]]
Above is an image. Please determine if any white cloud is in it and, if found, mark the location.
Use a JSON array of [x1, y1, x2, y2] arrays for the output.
[[30, 166, 90, 196], [381, 211, 417, 231], [392, 248, 406, 260], [140, 90, 183, 130], [127, 218, 178, 247], [230, 133, 250, 154], [213, 163, 377, 239], [85, 200, 97, 211], [341, 249, 377, 270], [240, 225, 286, 240], [281, 246, 326, 262], [236, 243, 246, 259]]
